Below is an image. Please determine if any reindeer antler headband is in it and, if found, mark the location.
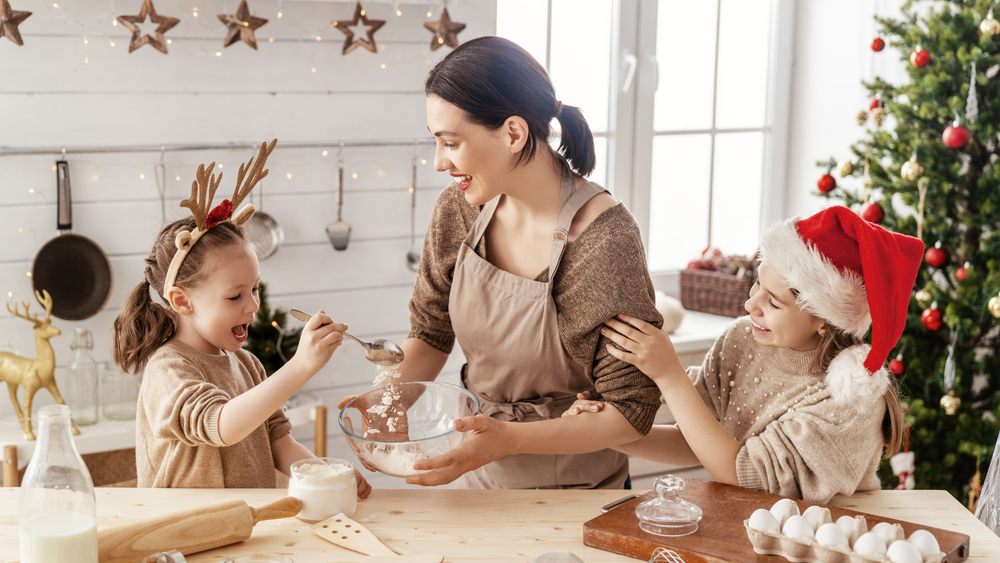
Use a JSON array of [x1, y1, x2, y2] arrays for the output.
[[163, 139, 277, 298]]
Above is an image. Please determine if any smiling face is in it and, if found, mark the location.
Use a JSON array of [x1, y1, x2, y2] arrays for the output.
[[426, 94, 521, 206], [177, 244, 261, 355], [744, 263, 826, 351]]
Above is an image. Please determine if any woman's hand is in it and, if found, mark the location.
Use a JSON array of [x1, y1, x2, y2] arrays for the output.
[[602, 313, 686, 388], [290, 310, 346, 375], [405, 415, 517, 486], [354, 467, 373, 498], [561, 391, 605, 417]]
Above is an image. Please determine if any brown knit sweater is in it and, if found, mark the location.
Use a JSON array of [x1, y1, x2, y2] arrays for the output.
[[408, 182, 664, 434], [689, 317, 885, 503], [136, 340, 291, 488]]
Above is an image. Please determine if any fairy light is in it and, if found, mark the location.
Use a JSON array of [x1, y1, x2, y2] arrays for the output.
[[193, 7, 198, 17], [269, 38, 274, 42], [286, 173, 292, 179], [316, 36, 321, 41], [322, 150, 329, 157], [175, 176, 181, 181], [110, 41, 115, 47], [112, 19, 117, 25], [421, 159, 427, 165], [218, 163, 223, 168], [27, 188, 34, 193], [139, 173, 145, 179], [277, 12, 282, 18], [377, 169, 385, 177], [167, 39, 171, 44], [427, 10, 432, 17], [352, 172, 358, 179], [380, 63, 386, 69], [216, 52, 222, 56], [311, 67, 316, 73]]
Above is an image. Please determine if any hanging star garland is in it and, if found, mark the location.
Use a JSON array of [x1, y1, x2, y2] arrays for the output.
[[0, 0, 31, 46], [424, 7, 465, 51], [117, 0, 179, 54], [218, 0, 268, 50], [333, 2, 385, 55]]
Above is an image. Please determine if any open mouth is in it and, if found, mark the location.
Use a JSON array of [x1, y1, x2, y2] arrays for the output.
[[232, 324, 249, 343], [750, 319, 771, 335], [453, 174, 472, 191]]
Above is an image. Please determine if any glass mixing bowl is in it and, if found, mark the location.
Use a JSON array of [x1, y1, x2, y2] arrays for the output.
[[338, 382, 479, 478]]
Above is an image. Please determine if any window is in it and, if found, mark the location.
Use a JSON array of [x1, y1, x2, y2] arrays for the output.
[[497, 0, 792, 275]]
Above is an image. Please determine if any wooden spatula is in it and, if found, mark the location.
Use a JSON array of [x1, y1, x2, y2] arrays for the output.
[[312, 513, 397, 556]]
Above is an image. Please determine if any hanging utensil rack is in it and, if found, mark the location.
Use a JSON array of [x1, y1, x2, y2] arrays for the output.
[[0, 139, 435, 157]]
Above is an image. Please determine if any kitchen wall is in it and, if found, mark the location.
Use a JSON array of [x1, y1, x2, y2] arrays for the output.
[[0, 0, 494, 488]]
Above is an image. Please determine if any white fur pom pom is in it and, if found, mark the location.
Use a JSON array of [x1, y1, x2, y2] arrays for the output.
[[825, 344, 889, 414]]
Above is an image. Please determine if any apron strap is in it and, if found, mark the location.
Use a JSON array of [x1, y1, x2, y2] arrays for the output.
[[463, 195, 501, 249], [547, 163, 607, 287]]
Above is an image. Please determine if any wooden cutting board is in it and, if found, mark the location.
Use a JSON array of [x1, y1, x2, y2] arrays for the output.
[[583, 479, 970, 563]]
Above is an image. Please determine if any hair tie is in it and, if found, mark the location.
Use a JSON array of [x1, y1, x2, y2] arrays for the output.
[[554, 101, 563, 118]]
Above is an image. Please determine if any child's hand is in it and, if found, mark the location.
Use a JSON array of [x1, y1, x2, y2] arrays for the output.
[[292, 309, 346, 374], [561, 391, 605, 417], [355, 467, 373, 499], [602, 313, 685, 385]]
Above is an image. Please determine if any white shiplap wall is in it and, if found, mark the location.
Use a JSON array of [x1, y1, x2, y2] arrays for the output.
[[0, 0, 495, 489]]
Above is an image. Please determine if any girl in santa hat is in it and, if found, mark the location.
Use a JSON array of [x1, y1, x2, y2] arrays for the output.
[[564, 206, 924, 502]]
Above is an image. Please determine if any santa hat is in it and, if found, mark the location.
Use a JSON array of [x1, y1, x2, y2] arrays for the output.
[[759, 206, 924, 411]]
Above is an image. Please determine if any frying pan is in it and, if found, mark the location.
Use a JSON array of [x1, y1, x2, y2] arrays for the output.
[[31, 161, 113, 321]]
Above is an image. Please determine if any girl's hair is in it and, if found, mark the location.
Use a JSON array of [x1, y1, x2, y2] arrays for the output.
[[112, 218, 247, 374], [424, 36, 596, 177], [813, 325, 905, 457]]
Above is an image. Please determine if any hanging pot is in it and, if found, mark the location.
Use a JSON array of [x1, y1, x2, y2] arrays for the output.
[[244, 180, 284, 260], [31, 161, 113, 321]]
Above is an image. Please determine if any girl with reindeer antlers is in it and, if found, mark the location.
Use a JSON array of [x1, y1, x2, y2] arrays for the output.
[[112, 140, 371, 494]]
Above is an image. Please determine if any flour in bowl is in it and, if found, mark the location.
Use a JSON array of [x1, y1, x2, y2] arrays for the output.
[[364, 444, 431, 476]]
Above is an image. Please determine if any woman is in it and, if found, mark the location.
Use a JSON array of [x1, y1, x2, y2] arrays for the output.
[[346, 36, 663, 489]]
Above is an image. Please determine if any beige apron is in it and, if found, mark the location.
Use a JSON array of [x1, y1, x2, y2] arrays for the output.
[[449, 162, 629, 489]]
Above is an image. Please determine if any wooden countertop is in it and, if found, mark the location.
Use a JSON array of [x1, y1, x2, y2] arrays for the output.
[[1, 487, 997, 562]]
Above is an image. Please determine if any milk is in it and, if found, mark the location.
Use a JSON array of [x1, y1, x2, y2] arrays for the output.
[[19, 511, 98, 563]]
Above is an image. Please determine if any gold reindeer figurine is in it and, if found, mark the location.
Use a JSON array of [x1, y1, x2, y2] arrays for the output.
[[0, 289, 79, 440]]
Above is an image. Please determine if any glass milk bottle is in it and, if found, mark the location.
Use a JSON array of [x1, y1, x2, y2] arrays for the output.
[[66, 328, 99, 425], [19, 404, 99, 563], [101, 363, 139, 420]]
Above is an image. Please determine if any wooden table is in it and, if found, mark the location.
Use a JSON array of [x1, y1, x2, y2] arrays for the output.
[[1, 488, 997, 562]]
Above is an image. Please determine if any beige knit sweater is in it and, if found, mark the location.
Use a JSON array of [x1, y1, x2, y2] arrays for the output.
[[409, 182, 664, 434], [136, 340, 291, 488], [689, 317, 885, 503]]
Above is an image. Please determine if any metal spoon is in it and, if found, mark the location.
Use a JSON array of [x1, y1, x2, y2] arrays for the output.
[[288, 308, 404, 366]]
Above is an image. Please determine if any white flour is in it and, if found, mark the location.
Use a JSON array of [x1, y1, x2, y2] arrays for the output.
[[288, 460, 357, 522], [363, 445, 430, 476], [365, 365, 404, 437]]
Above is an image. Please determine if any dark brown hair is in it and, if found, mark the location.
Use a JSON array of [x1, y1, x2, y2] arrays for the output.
[[813, 326, 905, 457], [424, 36, 596, 177], [112, 218, 247, 374]]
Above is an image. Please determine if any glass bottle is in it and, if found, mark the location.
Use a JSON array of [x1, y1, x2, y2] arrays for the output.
[[66, 328, 99, 426], [101, 363, 139, 420], [19, 404, 98, 563]]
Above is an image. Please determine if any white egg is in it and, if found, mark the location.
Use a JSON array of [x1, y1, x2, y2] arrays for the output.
[[802, 505, 827, 530], [872, 521, 896, 545], [853, 532, 888, 556], [815, 523, 850, 547], [836, 515, 856, 538], [748, 508, 781, 532], [769, 498, 800, 527], [887, 539, 924, 563], [908, 529, 941, 558], [781, 515, 815, 539]]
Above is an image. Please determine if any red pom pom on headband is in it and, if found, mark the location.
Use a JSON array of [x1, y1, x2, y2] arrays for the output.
[[205, 199, 233, 230]]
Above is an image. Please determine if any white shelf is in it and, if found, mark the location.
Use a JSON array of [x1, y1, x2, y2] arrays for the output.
[[1, 391, 322, 470]]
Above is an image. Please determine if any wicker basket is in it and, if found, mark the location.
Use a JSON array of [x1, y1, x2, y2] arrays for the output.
[[680, 269, 755, 318]]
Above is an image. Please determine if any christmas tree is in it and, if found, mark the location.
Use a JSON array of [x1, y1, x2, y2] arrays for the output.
[[817, 0, 1000, 502], [243, 282, 301, 376]]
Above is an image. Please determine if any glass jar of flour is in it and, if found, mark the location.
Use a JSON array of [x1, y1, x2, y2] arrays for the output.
[[287, 458, 357, 523]]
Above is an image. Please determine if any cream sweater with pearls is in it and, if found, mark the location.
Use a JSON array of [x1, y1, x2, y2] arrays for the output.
[[687, 317, 885, 503]]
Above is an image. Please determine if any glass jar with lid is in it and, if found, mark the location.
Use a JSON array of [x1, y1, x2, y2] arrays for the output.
[[66, 328, 98, 426], [101, 363, 139, 420]]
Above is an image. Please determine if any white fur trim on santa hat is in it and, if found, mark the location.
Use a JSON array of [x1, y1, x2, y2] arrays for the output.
[[825, 344, 890, 414], [759, 218, 870, 338]]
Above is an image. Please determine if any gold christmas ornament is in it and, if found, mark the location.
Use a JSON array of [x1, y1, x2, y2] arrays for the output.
[[0, 0, 31, 46], [915, 289, 932, 307], [988, 294, 1000, 318], [981, 10, 1000, 36], [424, 7, 465, 51], [333, 2, 385, 55], [218, 0, 268, 50], [0, 290, 79, 440], [901, 155, 924, 181], [871, 107, 888, 127], [117, 0, 179, 54], [856, 110, 869, 126], [940, 390, 961, 415], [837, 160, 854, 176]]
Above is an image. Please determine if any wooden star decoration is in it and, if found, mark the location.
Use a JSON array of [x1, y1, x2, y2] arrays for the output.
[[0, 0, 31, 47], [333, 2, 385, 55], [424, 7, 465, 51], [218, 0, 268, 50], [117, 0, 179, 54]]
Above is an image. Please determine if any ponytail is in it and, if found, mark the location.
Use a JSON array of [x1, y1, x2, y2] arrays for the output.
[[882, 382, 904, 457], [112, 217, 248, 374], [555, 104, 596, 177]]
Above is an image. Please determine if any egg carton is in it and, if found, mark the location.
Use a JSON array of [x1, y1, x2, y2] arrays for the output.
[[744, 506, 945, 563]]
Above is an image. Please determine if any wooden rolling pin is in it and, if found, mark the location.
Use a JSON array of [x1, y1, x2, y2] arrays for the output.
[[97, 497, 301, 563]]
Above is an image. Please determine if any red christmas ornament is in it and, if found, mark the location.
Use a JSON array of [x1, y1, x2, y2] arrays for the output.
[[925, 246, 948, 268], [871, 37, 885, 52], [817, 174, 836, 193], [910, 46, 931, 67], [955, 267, 967, 280], [889, 357, 906, 376], [869, 98, 884, 110], [860, 201, 884, 223], [921, 307, 943, 331], [942, 124, 970, 148]]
